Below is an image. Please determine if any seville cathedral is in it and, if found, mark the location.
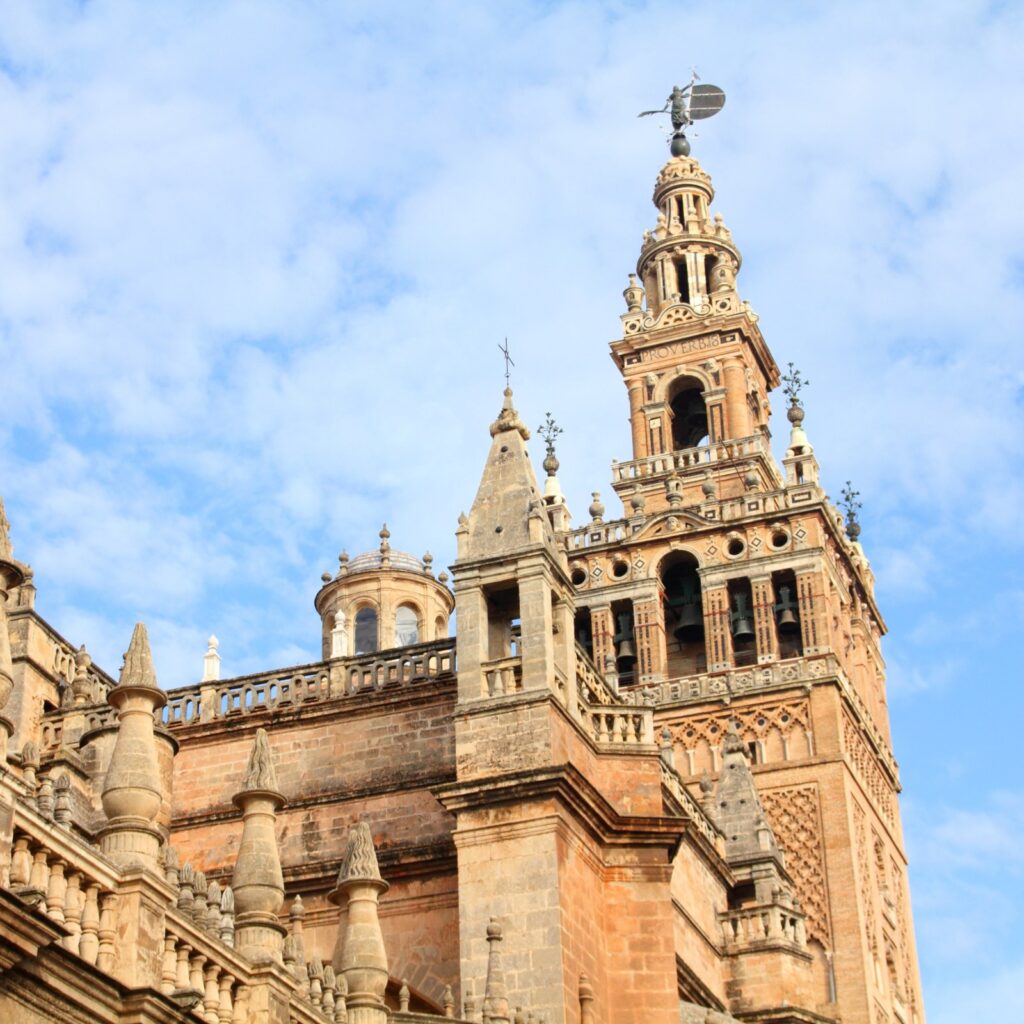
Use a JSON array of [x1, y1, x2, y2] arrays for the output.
[[0, 126, 925, 1023]]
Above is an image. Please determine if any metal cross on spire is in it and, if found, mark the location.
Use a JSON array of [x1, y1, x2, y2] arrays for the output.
[[498, 338, 514, 388]]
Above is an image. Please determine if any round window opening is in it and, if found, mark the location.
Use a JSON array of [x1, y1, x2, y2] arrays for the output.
[[611, 560, 629, 579], [570, 567, 587, 587], [727, 537, 745, 557], [771, 530, 789, 549], [495, 526, 503, 534], [499, 445, 509, 453]]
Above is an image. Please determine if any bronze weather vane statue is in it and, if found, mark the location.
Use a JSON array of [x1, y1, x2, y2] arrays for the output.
[[639, 71, 726, 156]]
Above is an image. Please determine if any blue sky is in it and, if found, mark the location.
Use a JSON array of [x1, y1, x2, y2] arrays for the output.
[[0, 2, 1021, 1018]]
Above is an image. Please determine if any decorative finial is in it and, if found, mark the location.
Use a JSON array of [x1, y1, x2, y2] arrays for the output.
[[638, 73, 725, 156], [538, 413, 562, 476], [840, 481, 862, 541], [118, 622, 159, 690], [782, 362, 810, 426], [338, 821, 383, 884], [241, 728, 280, 794], [588, 492, 605, 522], [498, 338, 514, 388], [379, 524, 390, 551]]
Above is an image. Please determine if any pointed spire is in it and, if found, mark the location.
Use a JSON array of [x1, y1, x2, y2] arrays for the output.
[[118, 622, 160, 691], [483, 918, 510, 1024], [714, 724, 783, 869], [0, 497, 27, 763], [329, 822, 389, 1024], [458, 389, 554, 562], [99, 621, 168, 868], [231, 729, 286, 962], [0, 496, 11, 561]]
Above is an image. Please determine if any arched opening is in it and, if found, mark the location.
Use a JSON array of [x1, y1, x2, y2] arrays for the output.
[[354, 606, 379, 655], [661, 552, 705, 677], [575, 606, 594, 662], [772, 569, 803, 659], [611, 598, 637, 687], [395, 605, 419, 646], [727, 578, 756, 667], [434, 614, 447, 640], [667, 376, 709, 451]]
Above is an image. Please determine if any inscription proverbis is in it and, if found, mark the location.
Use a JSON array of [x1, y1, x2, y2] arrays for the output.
[[640, 336, 720, 361]]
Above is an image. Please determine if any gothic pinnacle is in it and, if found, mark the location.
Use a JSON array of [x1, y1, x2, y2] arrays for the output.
[[231, 728, 286, 962], [100, 621, 168, 868]]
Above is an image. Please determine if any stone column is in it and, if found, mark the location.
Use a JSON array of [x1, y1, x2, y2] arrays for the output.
[[231, 728, 286, 962], [796, 569, 827, 655], [329, 823, 389, 1024], [518, 567, 553, 693], [99, 623, 168, 869], [723, 359, 749, 440], [703, 584, 732, 672], [590, 605, 615, 677], [627, 381, 647, 460], [633, 597, 665, 683], [750, 575, 778, 664]]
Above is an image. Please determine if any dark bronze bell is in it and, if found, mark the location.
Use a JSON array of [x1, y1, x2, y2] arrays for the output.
[[730, 593, 755, 641], [774, 585, 800, 635], [616, 639, 637, 669], [667, 578, 704, 643]]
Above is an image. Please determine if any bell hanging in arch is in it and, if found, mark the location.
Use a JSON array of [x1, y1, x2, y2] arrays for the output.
[[774, 585, 800, 635], [730, 593, 755, 641]]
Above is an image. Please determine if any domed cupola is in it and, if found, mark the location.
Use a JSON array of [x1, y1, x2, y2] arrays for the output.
[[314, 524, 454, 659], [634, 154, 743, 322]]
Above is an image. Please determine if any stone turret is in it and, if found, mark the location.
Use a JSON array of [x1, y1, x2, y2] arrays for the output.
[[329, 822, 389, 1024], [0, 497, 27, 763], [231, 728, 286, 962], [99, 622, 168, 869], [451, 387, 577, 704]]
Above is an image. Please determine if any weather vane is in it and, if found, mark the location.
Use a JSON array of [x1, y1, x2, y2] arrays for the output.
[[782, 362, 810, 406], [639, 71, 726, 156], [498, 337, 514, 388]]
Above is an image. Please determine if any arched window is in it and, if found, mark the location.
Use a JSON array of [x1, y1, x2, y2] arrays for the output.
[[395, 605, 419, 646], [354, 607, 378, 655], [667, 376, 709, 450], [661, 552, 705, 677]]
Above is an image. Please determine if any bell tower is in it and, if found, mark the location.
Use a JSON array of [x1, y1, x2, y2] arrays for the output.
[[563, 122, 925, 1024]]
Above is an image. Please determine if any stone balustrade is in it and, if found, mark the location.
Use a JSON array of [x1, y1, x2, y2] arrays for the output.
[[581, 705, 654, 746], [6, 802, 120, 969], [719, 900, 806, 950], [344, 639, 455, 695], [574, 643, 619, 706], [612, 434, 767, 484], [481, 655, 522, 697], [659, 763, 723, 852]]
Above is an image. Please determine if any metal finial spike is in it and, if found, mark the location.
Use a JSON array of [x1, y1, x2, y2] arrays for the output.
[[498, 338, 514, 388]]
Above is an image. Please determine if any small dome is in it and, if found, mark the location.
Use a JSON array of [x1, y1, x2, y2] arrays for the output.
[[346, 549, 424, 575]]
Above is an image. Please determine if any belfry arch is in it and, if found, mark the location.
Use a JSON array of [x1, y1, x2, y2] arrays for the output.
[[666, 374, 709, 450], [659, 550, 706, 676]]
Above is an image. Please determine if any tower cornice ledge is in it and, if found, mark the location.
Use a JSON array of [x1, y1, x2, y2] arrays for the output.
[[435, 762, 686, 856]]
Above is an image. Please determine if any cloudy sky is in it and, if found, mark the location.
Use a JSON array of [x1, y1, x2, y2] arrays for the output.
[[0, 1, 1021, 1017]]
